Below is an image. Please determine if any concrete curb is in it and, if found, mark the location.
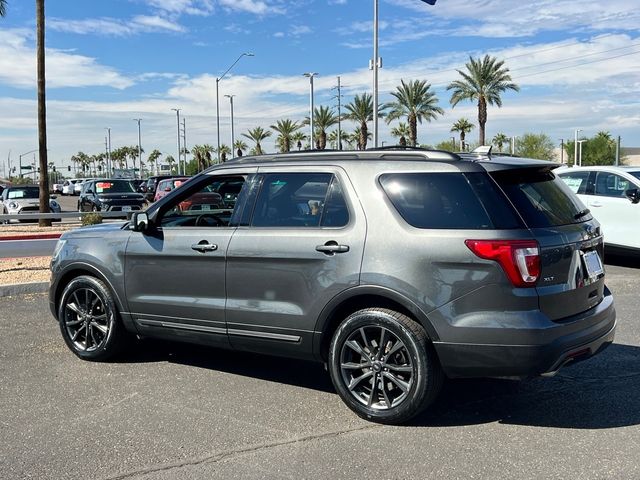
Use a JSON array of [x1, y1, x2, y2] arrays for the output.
[[0, 282, 49, 297]]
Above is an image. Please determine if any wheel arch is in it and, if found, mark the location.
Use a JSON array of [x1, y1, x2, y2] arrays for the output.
[[313, 286, 439, 361]]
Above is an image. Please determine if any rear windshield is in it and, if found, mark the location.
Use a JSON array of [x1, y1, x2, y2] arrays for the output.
[[491, 168, 591, 228], [380, 172, 522, 230]]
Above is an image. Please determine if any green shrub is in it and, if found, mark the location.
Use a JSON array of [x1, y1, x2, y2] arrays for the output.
[[82, 213, 103, 226]]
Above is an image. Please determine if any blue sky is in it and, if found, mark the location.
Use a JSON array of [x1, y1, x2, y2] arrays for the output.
[[1, 0, 639, 170]]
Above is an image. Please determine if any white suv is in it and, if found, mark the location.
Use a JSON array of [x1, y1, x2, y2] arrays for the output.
[[557, 165, 640, 255]]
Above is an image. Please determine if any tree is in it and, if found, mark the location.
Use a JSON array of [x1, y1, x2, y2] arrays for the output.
[[447, 55, 519, 146], [390, 122, 410, 147], [218, 144, 231, 163], [233, 140, 247, 157], [450, 118, 475, 151], [36, 0, 50, 226], [566, 131, 618, 166], [147, 149, 161, 176], [242, 127, 272, 155], [327, 130, 349, 150], [344, 93, 375, 150], [270, 119, 300, 153], [0, 0, 7, 17], [492, 133, 509, 153], [349, 127, 371, 151], [165, 155, 176, 174], [291, 132, 306, 151], [304, 106, 337, 150], [384, 79, 443, 147], [515, 133, 556, 161]]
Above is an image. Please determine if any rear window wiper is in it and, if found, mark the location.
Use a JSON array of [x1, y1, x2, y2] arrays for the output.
[[574, 208, 591, 220]]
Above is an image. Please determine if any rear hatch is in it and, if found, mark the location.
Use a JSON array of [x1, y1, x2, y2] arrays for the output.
[[489, 165, 605, 321]]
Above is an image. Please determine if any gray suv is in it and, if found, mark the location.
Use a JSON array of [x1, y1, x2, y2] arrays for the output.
[[49, 149, 616, 424]]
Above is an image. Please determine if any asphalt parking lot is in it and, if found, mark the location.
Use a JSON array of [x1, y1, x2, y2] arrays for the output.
[[1, 260, 639, 480]]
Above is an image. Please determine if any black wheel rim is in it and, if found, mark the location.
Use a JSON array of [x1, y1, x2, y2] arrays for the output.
[[63, 288, 110, 352], [339, 326, 414, 410]]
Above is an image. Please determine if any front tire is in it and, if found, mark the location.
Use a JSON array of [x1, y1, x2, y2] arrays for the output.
[[57, 275, 128, 361], [328, 308, 443, 424]]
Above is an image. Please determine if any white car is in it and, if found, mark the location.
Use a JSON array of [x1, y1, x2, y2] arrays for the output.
[[62, 179, 79, 195], [556, 165, 640, 255]]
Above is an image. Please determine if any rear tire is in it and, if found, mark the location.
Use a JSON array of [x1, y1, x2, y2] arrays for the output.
[[328, 308, 443, 425], [57, 275, 129, 361]]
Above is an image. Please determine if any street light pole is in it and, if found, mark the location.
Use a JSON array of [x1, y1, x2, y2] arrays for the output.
[[133, 119, 142, 178], [216, 53, 254, 163], [373, 0, 380, 148], [574, 129, 582, 167], [171, 108, 182, 175], [303, 73, 318, 149], [577, 140, 586, 167], [225, 94, 236, 158], [182, 118, 187, 175], [19, 149, 38, 179]]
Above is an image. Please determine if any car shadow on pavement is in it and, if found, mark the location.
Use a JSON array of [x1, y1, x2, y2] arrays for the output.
[[118, 338, 335, 393], [412, 343, 640, 429]]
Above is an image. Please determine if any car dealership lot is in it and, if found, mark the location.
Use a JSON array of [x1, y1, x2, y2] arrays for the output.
[[1, 261, 639, 480]]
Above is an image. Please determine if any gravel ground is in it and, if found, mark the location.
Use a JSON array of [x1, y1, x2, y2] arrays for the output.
[[0, 256, 51, 285]]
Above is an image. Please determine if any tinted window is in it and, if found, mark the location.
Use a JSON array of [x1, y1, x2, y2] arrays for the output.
[[380, 173, 519, 230], [321, 177, 349, 227], [492, 168, 591, 228], [629, 171, 640, 182], [251, 173, 333, 228], [594, 172, 631, 198], [558, 171, 590, 194]]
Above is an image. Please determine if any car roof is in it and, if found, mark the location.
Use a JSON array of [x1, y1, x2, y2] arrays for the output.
[[556, 165, 640, 173]]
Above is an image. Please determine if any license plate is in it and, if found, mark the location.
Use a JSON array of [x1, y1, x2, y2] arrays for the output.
[[122, 206, 132, 212], [583, 250, 604, 279]]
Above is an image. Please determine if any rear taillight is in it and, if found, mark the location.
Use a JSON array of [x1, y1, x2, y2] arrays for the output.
[[465, 239, 540, 288]]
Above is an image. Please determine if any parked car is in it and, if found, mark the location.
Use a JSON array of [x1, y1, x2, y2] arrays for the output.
[[77, 179, 145, 213], [74, 179, 90, 196], [556, 165, 640, 255], [52, 182, 64, 194], [50, 149, 615, 424], [1, 185, 61, 222], [144, 175, 177, 203], [154, 177, 189, 202], [61, 179, 79, 196]]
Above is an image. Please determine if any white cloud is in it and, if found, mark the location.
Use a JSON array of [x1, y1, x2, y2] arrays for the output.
[[48, 16, 186, 36], [0, 29, 133, 89]]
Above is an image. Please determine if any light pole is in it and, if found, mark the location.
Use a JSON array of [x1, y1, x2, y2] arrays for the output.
[[574, 129, 582, 167], [133, 119, 142, 178], [303, 73, 318, 149], [371, 0, 436, 148], [216, 53, 254, 163], [559, 139, 564, 164], [105, 128, 112, 175], [171, 108, 182, 175], [225, 94, 236, 158], [577, 140, 586, 167], [19, 149, 38, 179]]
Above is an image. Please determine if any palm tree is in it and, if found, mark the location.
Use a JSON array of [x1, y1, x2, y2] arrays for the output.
[[327, 130, 349, 150], [242, 127, 272, 155], [165, 155, 176, 174], [270, 119, 300, 153], [218, 144, 231, 163], [36, 0, 50, 225], [233, 140, 248, 157], [304, 106, 337, 150], [344, 93, 375, 150], [147, 149, 161, 175], [0, 0, 7, 17], [390, 122, 411, 147], [384, 79, 444, 147], [450, 118, 475, 151], [447, 55, 519, 146], [349, 127, 372, 151], [291, 132, 306, 151], [492, 133, 509, 153]]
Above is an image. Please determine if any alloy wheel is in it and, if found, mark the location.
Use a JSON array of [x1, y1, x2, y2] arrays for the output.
[[63, 288, 110, 352]]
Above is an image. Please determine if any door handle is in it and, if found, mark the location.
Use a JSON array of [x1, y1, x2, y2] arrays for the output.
[[316, 241, 349, 255], [191, 241, 218, 253]]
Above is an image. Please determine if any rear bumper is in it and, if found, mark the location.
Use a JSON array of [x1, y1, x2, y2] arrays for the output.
[[433, 290, 616, 378]]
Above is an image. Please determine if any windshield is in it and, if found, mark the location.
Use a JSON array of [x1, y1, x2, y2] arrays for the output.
[[94, 180, 136, 194], [7, 187, 39, 199]]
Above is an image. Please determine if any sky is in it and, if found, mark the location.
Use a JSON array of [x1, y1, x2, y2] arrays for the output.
[[1, 0, 639, 171]]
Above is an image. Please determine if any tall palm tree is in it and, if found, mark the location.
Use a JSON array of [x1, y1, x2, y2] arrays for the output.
[[147, 149, 161, 175], [450, 118, 475, 151], [304, 106, 337, 150], [165, 155, 176, 174], [233, 140, 248, 157], [384, 79, 443, 147], [36, 0, 50, 225], [327, 130, 349, 150], [344, 93, 375, 150], [349, 127, 372, 151], [390, 122, 411, 146], [492, 133, 509, 153], [242, 127, 272, 155], [447, 55, 519, 146], [270, 119, 300, 153], [0, 0, 7, 17], [218, 144, 231, 163], [291, 131, 306, 151]]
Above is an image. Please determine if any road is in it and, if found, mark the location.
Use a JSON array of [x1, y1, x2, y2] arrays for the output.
[[1, 262, 639, 479]]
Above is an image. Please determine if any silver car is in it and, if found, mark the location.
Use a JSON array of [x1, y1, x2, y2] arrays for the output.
[[49, 149, 616, 424], [1, 185, 61, 223]]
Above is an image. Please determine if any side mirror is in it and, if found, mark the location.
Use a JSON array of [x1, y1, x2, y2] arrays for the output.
[[131, 212, 150, 233], [625, 188, 640, 204]]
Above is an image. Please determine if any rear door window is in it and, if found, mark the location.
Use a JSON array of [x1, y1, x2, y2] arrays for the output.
[[558, 171, 590, 194], [380, 172, 521, 229], [491, 168, 591, 228], [594, 172, 631, 198]]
